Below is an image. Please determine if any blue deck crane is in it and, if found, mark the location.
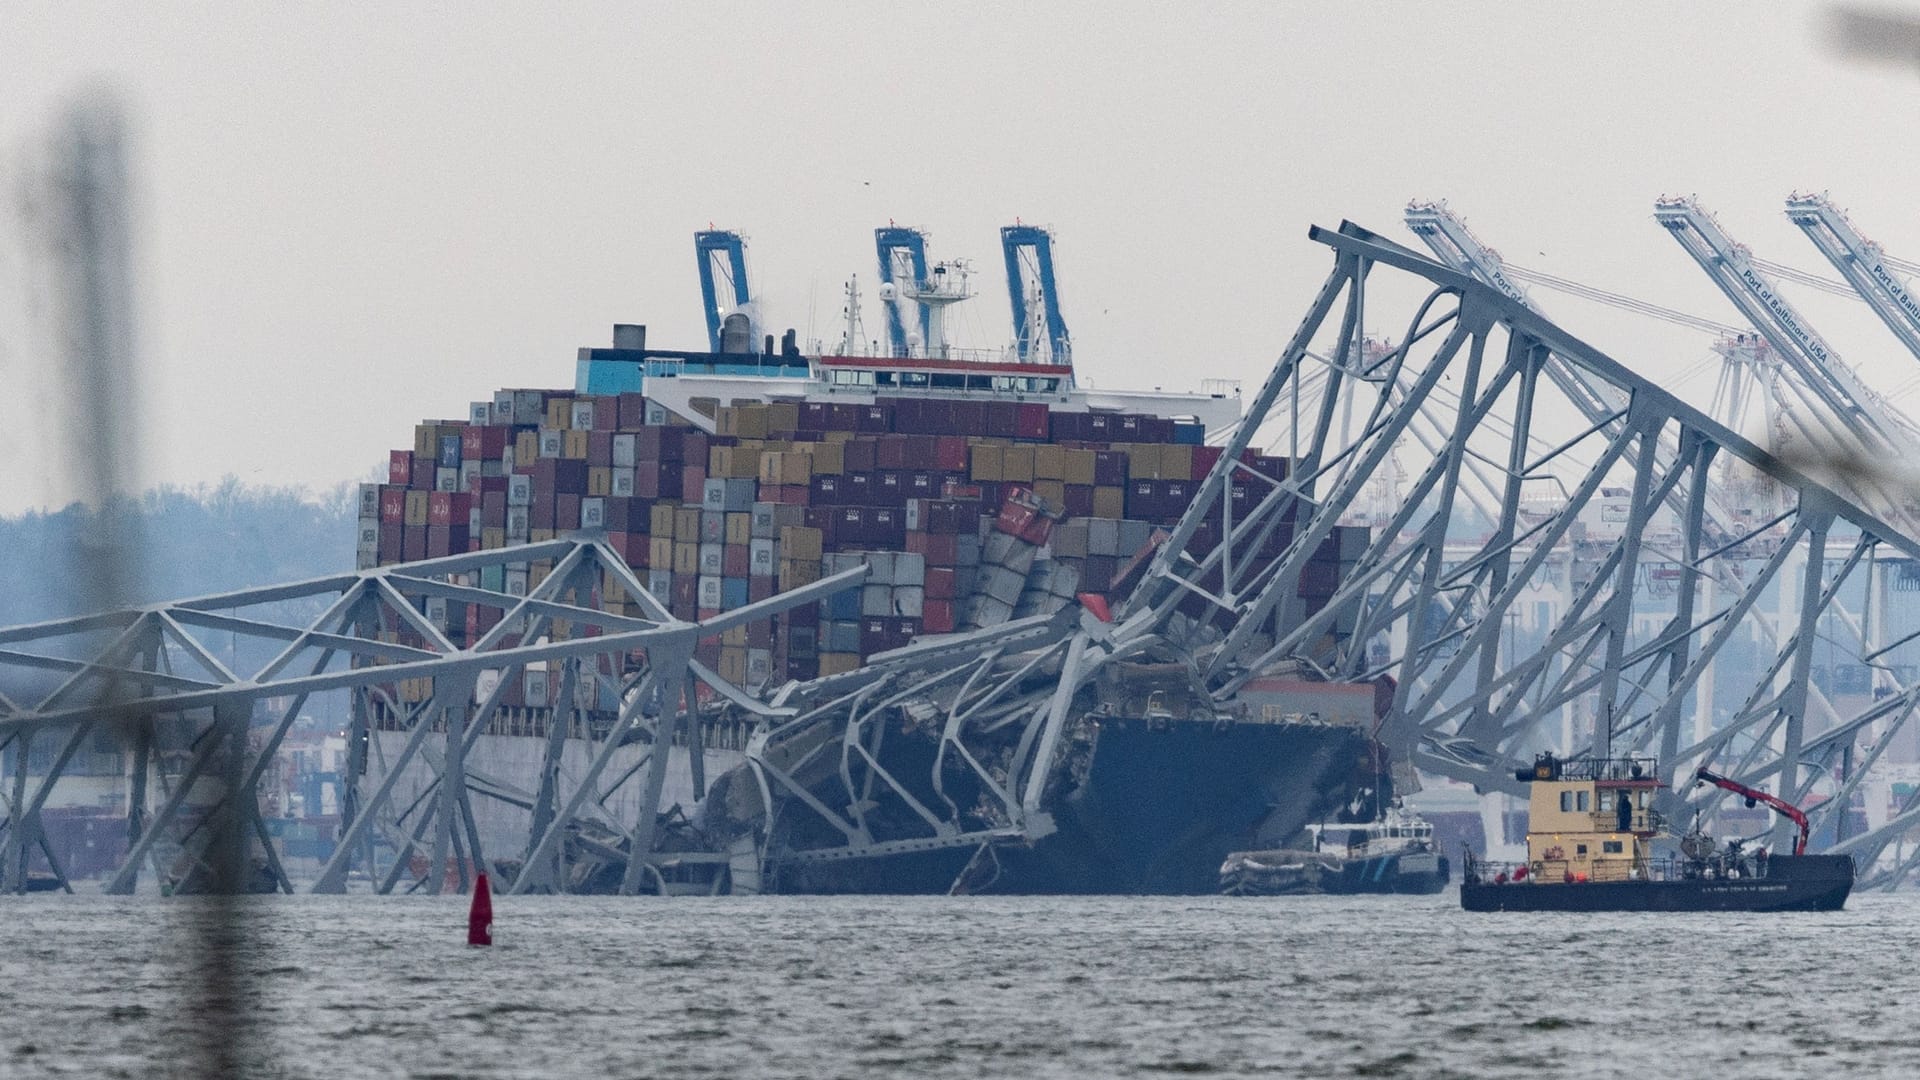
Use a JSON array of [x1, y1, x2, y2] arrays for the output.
[[1000, 225, 1071, 363], [695, 230, 751, 353], [875, 226, 930, 356]]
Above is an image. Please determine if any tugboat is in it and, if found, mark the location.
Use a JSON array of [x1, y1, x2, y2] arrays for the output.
[[1461, 753, 1854, 912], [1219, 800, 1450, 896]]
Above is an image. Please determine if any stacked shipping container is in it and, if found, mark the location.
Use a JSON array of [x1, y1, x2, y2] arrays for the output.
[[359, 388, 1365, 696]]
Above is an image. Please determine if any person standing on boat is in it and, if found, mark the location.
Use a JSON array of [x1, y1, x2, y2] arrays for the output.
[[1616, 790, 1633, 832]]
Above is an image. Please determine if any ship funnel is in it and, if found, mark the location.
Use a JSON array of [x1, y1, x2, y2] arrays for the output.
[[719, 311, 753, 353]]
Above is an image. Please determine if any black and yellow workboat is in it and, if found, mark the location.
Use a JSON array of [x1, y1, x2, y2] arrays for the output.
[[1461, 754, 1853, 913]]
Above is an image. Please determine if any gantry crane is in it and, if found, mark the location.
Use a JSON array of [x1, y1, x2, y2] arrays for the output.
[[1653, 196, 1920, 456], [1000, 224, 1071, 364], [695, 230, 751, 353], [1786, 192, 1920, 366], [875, 225, 930, 356]]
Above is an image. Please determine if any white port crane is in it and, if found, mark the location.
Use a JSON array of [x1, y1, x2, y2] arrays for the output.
[[1785, 192, 1920, 366], [1653, 195, 1920, 455]]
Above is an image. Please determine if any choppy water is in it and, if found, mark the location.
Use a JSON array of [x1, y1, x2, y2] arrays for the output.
[[1, 888, 1915, 1078]]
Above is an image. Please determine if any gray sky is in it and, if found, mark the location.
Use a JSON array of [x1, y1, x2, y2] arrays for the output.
[[4, 2, 1918, 515]]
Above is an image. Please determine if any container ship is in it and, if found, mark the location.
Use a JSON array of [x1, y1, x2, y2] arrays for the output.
[[352, 226, 1390, 894]]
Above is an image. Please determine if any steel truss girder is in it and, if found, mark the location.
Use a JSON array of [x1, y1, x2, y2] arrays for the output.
[[1111, 220, 1920, 879], [0, 535, 865, 895]]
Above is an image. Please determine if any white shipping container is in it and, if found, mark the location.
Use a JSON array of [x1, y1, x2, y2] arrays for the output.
[[469, 507, 483, 535], [581, 497, 606, 529], [425, 597, 448, 627], [861, 583, 893, 617], [505, 569, 529, 596], [571, 401, 596, 431], [892, 586, 925, 618], [702, 479, 728, 511], [647, 570, 673, 597], [749, 538, 778, 576], [358, 483, 381, 519], [459, 460, 480, 491], [867, 551, 896, 586], [612, 434, 637, 468], [506, 507, 531, 538], [523, 669, 550, 708], [356, 523, 379, 547], [611, 468, 636, 497], [538, 429, 564, 458], [434, 468, 459, 493], [894, 552, 926, 585], [746, 649, 773, 685], [508, 474, 533, 506], [697, 575, 724, 609], [492, 390, 515, 425], [699, 543, 725, 576], [645, 400, 670, 426], [470, 401, 491, 426], [355, 549, 378, 570]]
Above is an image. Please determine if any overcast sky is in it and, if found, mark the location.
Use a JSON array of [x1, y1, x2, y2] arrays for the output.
[[4, 2, 1919, 515]]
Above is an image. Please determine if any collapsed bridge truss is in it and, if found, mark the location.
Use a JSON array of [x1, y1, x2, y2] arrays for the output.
[[9, 221, 1920, 892]]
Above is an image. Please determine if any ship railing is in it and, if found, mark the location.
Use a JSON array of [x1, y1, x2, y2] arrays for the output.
[[1463, 852, 1727, 885]]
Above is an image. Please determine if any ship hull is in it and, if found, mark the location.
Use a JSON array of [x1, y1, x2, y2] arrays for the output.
[[1221, 850, 1450, 896], [771, 717, 1383, 895], [1461, 855, 1854, 912]]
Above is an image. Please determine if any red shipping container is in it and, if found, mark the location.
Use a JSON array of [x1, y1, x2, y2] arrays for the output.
[[844, 439, 877, 473], [389, 450, 413, 486], [1063, 484, 1094, 518], [1191, 445, 1224, 481], [402, 526, 428, 562], [380, 487, 407, 523], [427, 492, 472, 527], [593, 397, 619, 431], [749, 577, 776, 603], [934, 436, 969, 471], [587, 430, 614, 466], [925, 565, 959, 599], [462, 426, 508, 460], [378, 522, 404, 562], [409, 453, 435, 491], [921, 599, 956, 634], [1015, 403, 1050, 440], [680, 465, 707, 499], [555, 493, 582, 530], [723, 544, 750, 577], [985, 401, 1018, 438], [906, 531, 959, 565], [876, 435, 908, 469], [618, 392, 649, 431]]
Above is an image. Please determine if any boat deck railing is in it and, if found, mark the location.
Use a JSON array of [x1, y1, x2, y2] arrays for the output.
[[1462, 850, 1777, 886]]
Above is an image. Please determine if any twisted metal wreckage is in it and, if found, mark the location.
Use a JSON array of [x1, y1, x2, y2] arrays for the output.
[[8, 221, 1920, 895]]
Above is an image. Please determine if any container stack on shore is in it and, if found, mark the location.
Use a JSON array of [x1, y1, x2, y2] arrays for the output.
[[358, 389, 1366, 701]]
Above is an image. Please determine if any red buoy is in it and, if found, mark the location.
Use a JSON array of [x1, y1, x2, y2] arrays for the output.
[[468, 871, 493, 946]]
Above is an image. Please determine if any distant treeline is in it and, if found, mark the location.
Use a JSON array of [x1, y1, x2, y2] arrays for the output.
[[0, 478, 359, 626]]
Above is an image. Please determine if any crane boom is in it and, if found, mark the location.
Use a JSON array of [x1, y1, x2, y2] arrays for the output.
[[1786, 192, 1920, 366], [1652, 196, 1916, 451], [1694, 767, 1810, 856]]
